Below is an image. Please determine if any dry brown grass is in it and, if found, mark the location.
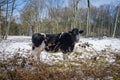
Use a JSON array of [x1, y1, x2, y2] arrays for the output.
[[0, 50, 120, 80]]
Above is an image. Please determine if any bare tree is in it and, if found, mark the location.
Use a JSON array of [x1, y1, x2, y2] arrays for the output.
[[3, 0, 9, 39], [112, 7, 120, 38], [20, 0, 45, 35], [4, 0, 16, 39], [73, 0, 80, 28], [0, 0, 6, 39], [86, 0, 90, 36], [0, 6, 1, 38], [1, 0, 16, 39]]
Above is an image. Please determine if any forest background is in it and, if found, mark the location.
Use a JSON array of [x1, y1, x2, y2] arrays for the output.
[[0, 0, 120, 39]]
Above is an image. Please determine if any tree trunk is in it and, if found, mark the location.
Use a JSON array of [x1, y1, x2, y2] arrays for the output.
[[4, 0, 15, 39], [112, 8, 119, 38], [73, 0, 79, 28], [86, 0, 90, 36], [0, 6, 1, 39], [2, 0, 9, 39]]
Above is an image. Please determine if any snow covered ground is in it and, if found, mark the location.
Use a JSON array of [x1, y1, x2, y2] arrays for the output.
[[80, 37, 120, 51], [0, 36, 120, 63]]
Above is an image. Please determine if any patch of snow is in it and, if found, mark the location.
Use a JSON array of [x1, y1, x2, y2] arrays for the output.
[[0, 36, 31, 60], [0, 36, 120, 63], [80, 37, 120, 51], [7, 36, 31, 40], [5, 43, 31, 53], [40, 51, 63, 64]]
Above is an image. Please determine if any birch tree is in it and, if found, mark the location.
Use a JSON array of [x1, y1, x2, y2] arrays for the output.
[[112, 7, 120, 38]]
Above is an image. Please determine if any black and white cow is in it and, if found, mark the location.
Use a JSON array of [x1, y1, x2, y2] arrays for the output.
[[32, 28, 83, 61]]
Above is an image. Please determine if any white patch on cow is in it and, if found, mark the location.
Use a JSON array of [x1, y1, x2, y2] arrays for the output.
[[40, 41, 45, 50], [32, 41, 45, 61], [32, 47, 41, 61], [59, 32, 64, 38], [76, 34, 80, 42], [41, 33, 46, 38]]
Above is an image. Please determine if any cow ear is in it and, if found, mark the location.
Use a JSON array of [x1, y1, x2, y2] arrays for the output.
[[79, 30, 84, 34]]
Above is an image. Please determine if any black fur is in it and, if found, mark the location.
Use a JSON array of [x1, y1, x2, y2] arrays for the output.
[[32, 28, 83, 54]]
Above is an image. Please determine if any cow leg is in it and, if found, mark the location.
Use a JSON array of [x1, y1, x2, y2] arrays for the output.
[[32, 41, 45, 61], [63, 53, 70, 67], [32, 47, 42, 61], [63, 53, 68, 61]]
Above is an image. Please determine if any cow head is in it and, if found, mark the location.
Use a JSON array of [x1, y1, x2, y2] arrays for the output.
[[32, 33, 45, 47], [69, 28, 83, 43]]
